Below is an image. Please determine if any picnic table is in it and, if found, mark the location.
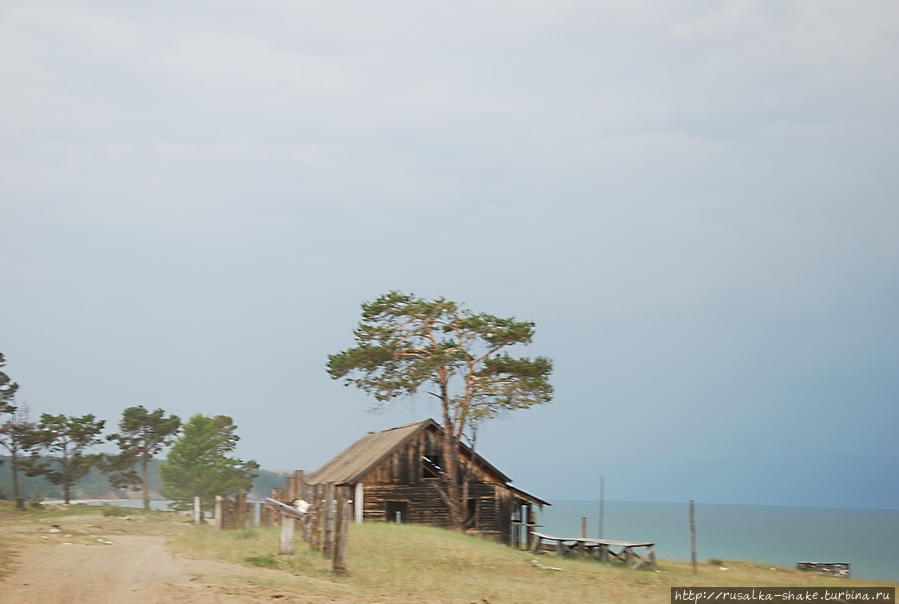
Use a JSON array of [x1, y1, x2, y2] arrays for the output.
[[530, 531, 656, 569]]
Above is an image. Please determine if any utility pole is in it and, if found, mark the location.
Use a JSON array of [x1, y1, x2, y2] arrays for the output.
[[598, 474, 605, 539]]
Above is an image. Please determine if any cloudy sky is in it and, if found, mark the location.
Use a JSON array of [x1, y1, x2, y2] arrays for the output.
[[2, 0, 897, 508]]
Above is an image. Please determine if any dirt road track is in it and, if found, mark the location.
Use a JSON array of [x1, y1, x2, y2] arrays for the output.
[[1, 534, 318, 603]]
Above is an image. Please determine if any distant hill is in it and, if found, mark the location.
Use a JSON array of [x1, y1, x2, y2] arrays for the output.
[[0, 456, 288, 502]]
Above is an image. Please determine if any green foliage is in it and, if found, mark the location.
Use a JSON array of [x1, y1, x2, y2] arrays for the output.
[[0, 403, 40, 504], [244, 553, 278, 567], [104, 405, 181, 510], [327, 291, 553, 430], [25, 413, 106, 504], [28, 491, 43, 508], [160, 414, 258, 515], [0, 353, 19, 415]]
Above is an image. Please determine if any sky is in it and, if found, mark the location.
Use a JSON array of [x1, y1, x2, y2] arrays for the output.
[[1, 0, 897, 509]]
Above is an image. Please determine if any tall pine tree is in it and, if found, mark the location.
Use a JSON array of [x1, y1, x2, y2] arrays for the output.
[[160, 414, 257, 515], [105, 405, 181, 510]]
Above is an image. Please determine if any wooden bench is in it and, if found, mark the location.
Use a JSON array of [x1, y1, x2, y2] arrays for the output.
[[530, 531, 656, 569]]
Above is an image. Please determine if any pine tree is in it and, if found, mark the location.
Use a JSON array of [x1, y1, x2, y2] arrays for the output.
[[159, 414, 258, 515], [105, 405, 181, 510], [26, 413, 106, 504]]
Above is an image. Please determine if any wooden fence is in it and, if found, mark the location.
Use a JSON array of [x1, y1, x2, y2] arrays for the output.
[[206, 471, 351, 574]]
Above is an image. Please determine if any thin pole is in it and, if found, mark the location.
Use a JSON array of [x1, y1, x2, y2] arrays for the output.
[[690, 499, 697, 575], [598, 475, 605, 539]]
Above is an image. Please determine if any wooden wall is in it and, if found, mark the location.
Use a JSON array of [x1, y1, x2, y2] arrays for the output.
[[355, 427, 528, 542]]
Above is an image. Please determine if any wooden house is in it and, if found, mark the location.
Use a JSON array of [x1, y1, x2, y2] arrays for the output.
[[306, 418, 549, 548]]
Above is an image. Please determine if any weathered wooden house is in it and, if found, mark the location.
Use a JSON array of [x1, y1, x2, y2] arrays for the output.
[[306, 418, 549, 548]]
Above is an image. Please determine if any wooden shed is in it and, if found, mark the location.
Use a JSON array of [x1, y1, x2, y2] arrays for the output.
[[306, 418, 549, 548]]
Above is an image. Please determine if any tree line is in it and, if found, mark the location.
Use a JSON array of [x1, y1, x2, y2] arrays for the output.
[[0, 353, 257, 514]]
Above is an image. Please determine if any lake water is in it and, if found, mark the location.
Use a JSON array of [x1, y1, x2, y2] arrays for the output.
[[538, 500, 899, 582]]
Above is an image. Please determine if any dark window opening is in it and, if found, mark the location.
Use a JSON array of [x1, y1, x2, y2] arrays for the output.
[[422, 454, 443, 478], [386, 500, 408, 523]]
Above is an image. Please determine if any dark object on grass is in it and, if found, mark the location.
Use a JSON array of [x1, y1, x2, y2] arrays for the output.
[[796, 561, 850, 578]]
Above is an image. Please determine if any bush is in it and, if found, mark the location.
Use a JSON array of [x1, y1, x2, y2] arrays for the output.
[[28, 491, 44, 509], [708, 558, 724, 566], [244, 553, 278, 568]]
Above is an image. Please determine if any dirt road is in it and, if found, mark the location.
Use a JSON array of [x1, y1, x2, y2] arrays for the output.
[[1, 534, 324, 603]]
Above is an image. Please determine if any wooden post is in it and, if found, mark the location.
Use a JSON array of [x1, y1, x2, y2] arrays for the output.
[[580, 516, 587, 538], [279, 511, 295, 555], [598, 474, 605, 539], [526, 506, 536, 552], [294, 470, 304, 500], [311, 484, 322, 550], [214, 496, 224, 530], [690, 499, 697, 575], [354, 482, 364, 524], [284, 477, 295, 502], [332, 486, 349, 574], [293, 470, 305, 531], [235, 490, 246, 529], [323, 482, 335, 557], [271, 488, 283, 527], [193, 496, 201, 525]]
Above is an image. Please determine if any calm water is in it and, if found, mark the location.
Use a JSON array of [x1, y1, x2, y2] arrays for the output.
[[538, 500, 899, 582]]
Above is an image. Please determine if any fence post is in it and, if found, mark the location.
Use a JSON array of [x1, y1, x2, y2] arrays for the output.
[[214, 496, 224, 530], [279, 511, 295, 555], [332, 485, 349, 574], [236, 490, 246, 529], [271, 488, 282, 527], [193, 496, 201, 525], [323, 482, 336, 557], [311, 484, 323, 550]]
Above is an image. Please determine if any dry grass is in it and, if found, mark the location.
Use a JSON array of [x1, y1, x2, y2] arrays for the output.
[[169, 521, 898, 604]]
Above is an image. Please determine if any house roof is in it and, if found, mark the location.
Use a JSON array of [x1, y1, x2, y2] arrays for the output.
[[308, 418, 435, 486], [306, 418, 549, 507]]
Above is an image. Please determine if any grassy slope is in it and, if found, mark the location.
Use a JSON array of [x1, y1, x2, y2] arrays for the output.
[[2, 502, 895, 603], [170, 521, 899, 604]]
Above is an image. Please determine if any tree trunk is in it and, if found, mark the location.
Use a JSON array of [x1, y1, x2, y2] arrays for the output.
[[12, 453, 24, 511], [62, 453, 70, 504], [141, 457, 150, 511]]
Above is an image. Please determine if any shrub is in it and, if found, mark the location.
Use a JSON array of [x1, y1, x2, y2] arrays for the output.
[[244, 554, 278, 568]]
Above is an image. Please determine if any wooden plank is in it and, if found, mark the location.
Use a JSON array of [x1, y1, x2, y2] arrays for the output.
[[264, 497, 306, 520]]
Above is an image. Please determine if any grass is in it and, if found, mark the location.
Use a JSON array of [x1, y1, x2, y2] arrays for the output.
[[2, 501, 895, 603], [168, 520, 899, 604]]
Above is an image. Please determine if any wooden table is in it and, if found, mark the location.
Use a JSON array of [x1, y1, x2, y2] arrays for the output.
[[530, 531, 656, 569]]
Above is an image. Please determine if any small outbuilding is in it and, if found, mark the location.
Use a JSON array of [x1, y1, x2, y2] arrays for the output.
[[306, 418, 549, 548]]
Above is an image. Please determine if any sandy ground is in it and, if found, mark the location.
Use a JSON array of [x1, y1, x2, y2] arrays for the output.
[[1, 534, 334, 603]]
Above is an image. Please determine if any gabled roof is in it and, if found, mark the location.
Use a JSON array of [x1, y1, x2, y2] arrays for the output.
[[306, 419, 549, 507], [308, 419, 436, 486]]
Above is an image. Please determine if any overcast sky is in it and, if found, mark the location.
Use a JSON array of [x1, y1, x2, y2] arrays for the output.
[[2, 0, 897, 509]]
